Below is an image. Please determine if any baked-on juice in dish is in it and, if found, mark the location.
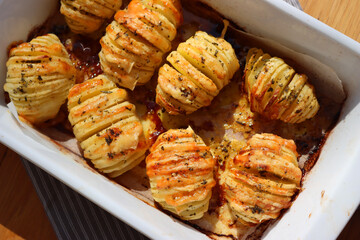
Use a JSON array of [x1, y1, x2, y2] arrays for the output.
[[2, 0, 343, 239]]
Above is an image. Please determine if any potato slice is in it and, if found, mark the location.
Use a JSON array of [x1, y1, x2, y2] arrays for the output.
[[244, 48, 263, 94], [67, 74, 117, 109], [280, 83, 317, 123], [99, 0, 182, 89], [99, 51, 153, 90], [115, 10, 171, 53], [73, 101, 135, 141], [186, 37, 231, 82], [4, 34, 76, 124], [143, 0, 183, 28], [100, 36, 153, 71], [197, 31, 239, 77], [69, 88, 127, 125], [177, 42, 226, 89], [156, 31, 239, 115], [247, 54, 271, 101], [156, 79, 199, 115], [167, 51, 219, 97], [304, 96, 320, 121], [273, 73, 307, 119], [128, 0, 177, 41], [81, 116, 142, 161], [60, 0, 122, 34], [220, 133, 301, 225], [244, 48, 319, 123], [63, 0, 116, 18], [68, 74, 147, 177], [251, 57, 285, 112], [146, 127, 216, 220], [105, 21, 163, 66], [157, 64, 212, 108], [261, 65, 295, 114]]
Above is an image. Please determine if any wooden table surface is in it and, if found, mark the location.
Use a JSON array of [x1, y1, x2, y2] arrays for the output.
[[1, 0, 360, 239]]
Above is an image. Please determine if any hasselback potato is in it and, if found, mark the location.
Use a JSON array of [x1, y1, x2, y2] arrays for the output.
[[220, 133, 302, 225], [68, 74, 147, 178], [146, 127, 216, 220], [99, 0, 183, 90], [4, 34, 76, 124], [60, 0, 123, 34], [244, 48, 319, 123], [156, 31, 239, 115]]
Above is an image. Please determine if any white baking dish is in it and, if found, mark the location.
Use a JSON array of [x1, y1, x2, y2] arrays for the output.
[[1, 0, 359, 239]]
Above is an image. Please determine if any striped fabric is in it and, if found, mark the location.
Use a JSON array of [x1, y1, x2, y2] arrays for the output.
[[22, 1, 301, 239], [285, 0, 302, 10], [22, 159, 149, 240]]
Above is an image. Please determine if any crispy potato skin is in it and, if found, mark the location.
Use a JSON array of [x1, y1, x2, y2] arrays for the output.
[[4, 34, 76, 124], [68, 74, 147, 178], [146, 127, 216, 220], [99, 0, 183, 90], [220, 133, 302, 225], [156, 31, 240, 115], [244, 48, 320, 123], [60, 0, 122, 34]]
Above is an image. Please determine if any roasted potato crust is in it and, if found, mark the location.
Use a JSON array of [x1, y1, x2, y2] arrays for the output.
[[60, 0, 122, 34], [156, 31, 239, 115], [146, 127, 216, 220], [4, 34, 76, 124], [99, 0, 183, 90], [244, 48, 320, 123], [220, 133, 302, 225], [68, 74, 147, 177]]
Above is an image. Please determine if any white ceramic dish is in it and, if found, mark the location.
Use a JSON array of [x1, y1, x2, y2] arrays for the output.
[[1, 0, 360, 239]]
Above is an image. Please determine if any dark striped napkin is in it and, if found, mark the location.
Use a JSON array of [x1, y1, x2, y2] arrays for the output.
[[22, 1, 302, 239]]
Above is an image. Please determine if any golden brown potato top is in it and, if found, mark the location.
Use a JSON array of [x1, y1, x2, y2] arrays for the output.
[[146, 127, 216, 208], [221, 133, 302, 225], [244, 48, 320, 123], [4, 34, 76, 124]]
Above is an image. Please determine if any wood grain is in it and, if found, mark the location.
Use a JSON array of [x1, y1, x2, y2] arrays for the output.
[[0, 224, 24, 240], [0, 146, 56, 240], [299, 0, 360, 42], [0, 0, 359, 239]]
